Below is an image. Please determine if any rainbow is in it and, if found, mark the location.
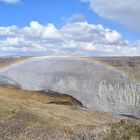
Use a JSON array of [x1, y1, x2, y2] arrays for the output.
[[0, 55, 135, 81], [0, 55, 84, 72]]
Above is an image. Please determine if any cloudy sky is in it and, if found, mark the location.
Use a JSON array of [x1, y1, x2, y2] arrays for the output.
[[0, 0, 139, 56]]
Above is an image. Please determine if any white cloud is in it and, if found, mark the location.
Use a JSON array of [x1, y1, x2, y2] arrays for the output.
[[3, 37, 25, 46], [0, 26, 17, 36], [21, 21, 61, 39], [82, 0, 140, 32], [0, 19, 140, 56], [66, 14, 86, 23], [0, 0, 21, 4], [105, 30, 121, 43]]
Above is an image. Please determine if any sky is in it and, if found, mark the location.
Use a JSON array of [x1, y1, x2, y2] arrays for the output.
[[0, 0, 140, 56]]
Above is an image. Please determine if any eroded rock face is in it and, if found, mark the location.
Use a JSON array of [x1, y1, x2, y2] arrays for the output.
[[98, 81, 140, 116], [0, 57, 140, 118], [0, 75, 21, 88]]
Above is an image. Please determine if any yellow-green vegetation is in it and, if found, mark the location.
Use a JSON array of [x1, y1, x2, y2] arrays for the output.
[[0, 85, 140, 140], [105, 120, 140, 140]]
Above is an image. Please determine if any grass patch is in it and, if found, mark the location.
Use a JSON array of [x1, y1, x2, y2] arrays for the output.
[[105, 120, 140, 140]]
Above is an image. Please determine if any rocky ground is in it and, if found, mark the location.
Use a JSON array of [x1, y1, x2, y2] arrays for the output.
[[94, 57, 140, 82], [0, 56, 140, 140]]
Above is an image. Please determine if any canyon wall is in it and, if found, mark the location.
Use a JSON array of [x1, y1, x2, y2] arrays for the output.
[[0, 57, 140, 118]]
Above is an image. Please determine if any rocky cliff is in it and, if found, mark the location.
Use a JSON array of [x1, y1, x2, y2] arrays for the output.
[[0, 57, 140, 118]]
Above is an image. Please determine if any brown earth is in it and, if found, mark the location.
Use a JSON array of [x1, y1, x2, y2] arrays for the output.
[[0, 85, 139, 140]]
